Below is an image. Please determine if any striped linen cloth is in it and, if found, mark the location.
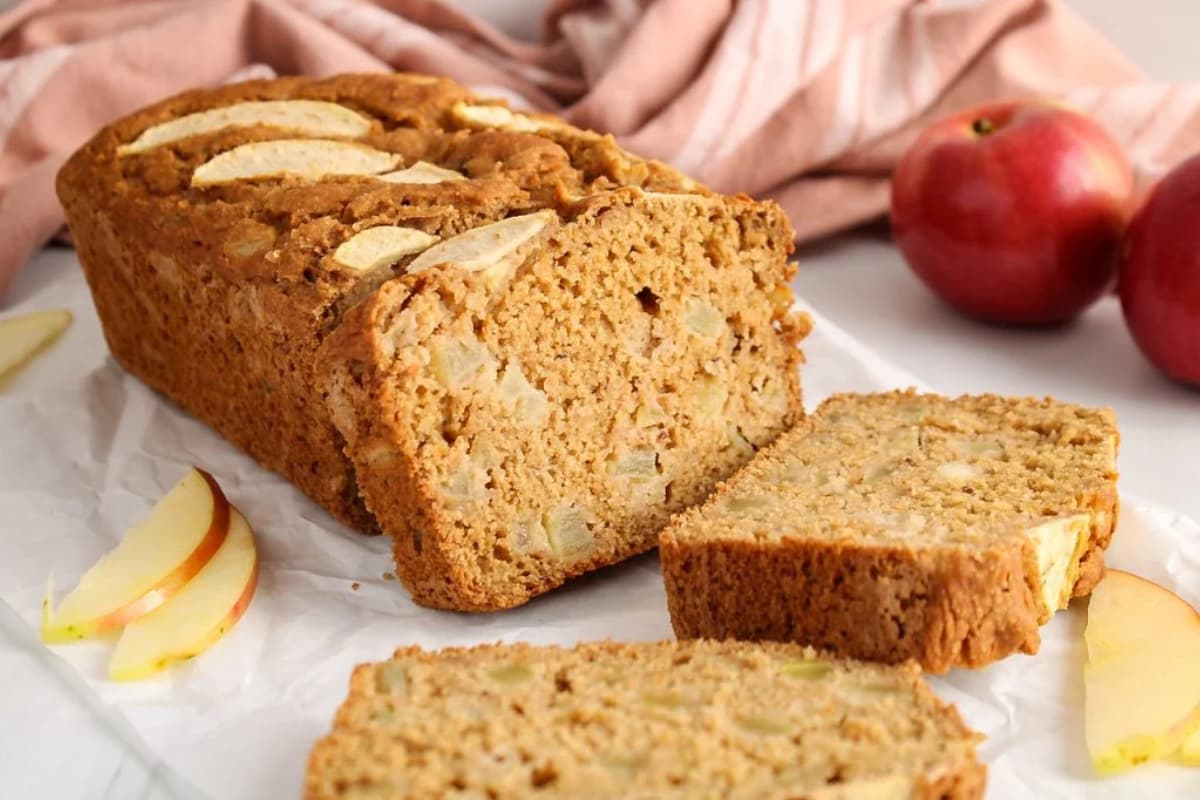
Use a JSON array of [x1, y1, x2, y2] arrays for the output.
[[0, 0, 1196, 297]]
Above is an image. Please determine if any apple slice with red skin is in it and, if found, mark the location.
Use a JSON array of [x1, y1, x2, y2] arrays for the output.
[[41, 468, 231, 643], [891, 100, 1133, 325], [109, 509, 258, 681]]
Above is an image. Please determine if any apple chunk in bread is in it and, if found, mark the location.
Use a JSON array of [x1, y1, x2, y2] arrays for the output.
[[378, 161, 465, 184], [118, 100, 374, 156], [0, 308, 72, 384], [191, 139, 400, 186], [41, 468, 231, 643], [1085, 569, 1200, 775], [109, 509, 258, 681]]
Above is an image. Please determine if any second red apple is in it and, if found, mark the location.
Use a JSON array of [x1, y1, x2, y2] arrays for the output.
[[891, 100, 1133, 325]]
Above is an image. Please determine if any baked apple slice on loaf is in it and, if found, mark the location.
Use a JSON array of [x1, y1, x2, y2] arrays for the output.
[[661, 390, 1119, 672], [322, 188, 806, 610]]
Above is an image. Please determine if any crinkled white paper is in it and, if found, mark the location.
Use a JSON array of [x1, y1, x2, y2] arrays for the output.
[[1, 250, 1198, 799]]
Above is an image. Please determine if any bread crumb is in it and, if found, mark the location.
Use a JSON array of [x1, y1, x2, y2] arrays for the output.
[[382, 572, 395, 581], [351, 581, 360, 591], [306, 640, 985, 797]]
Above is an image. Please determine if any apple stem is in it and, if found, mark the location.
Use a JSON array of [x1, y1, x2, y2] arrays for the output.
[[971, 118, 995, 137]]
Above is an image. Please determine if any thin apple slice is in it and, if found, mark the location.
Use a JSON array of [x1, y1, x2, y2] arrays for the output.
[[0, 309, 72, 384], [405, 211, 555, 291], [191, 139, 400, 186], [1085, 569, 1200, 775], [41, 468, 231, 643], [109, 509, 258, 681], [118, 100, 374, 156], [378, 160, 465, 184], [331, 226, 438, 273]]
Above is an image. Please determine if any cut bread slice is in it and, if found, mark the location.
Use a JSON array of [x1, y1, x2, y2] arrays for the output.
[[661, 391, 1119, 672], [305, 639, 985, 800], [320, 189, 807, 610]]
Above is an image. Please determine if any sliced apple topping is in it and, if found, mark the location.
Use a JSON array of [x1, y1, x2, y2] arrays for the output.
[[119, 100, 374, 156], [406, 211, 556, 290], [332, 227, 438, 273], [378, 161, 466, 184], [450, 102, 555, 133], [0, 308, 72, 385], [41, 468, 231, 643], [109, 509, 258, 681], [191, 139, 400, 186], [1085, 569, 1200, 775]]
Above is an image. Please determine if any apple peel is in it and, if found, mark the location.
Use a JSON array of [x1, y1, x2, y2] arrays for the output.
[[109, 509, 259, 681], [41, 468, 232, 643]]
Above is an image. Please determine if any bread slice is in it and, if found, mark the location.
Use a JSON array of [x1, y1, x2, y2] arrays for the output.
[[56, 73, 807, 607], [305, 640, 985, 799], [661, 391, 1119, 672], [320, 189, 806, 611]]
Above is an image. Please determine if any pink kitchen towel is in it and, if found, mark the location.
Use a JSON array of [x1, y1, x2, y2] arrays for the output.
[[0, 0, 1198, 299]]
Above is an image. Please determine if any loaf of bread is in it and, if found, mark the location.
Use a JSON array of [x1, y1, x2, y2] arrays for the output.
[[306, 639, 986, 799], [661, 391, 1119, 672], [56, 74, 807, 610]]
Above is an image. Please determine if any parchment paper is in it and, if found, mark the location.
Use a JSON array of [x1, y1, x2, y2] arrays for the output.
[[1, 249, 1197, 800]]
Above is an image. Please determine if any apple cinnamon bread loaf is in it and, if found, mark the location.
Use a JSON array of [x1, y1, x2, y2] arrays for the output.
[[56, 73, 807, 609], [661, 391, 1119, 672], [306, 639, 986, 799]]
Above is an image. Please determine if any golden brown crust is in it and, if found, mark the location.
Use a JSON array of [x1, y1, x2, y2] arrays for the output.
[[661, 536, 1041, 674]]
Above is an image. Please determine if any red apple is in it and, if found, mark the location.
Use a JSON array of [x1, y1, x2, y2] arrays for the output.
[[891, 100, 1133, 325], [1119, 154, 1200, 387]]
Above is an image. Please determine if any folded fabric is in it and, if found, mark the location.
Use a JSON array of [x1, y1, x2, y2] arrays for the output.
[[0, 0, 1197, 299]]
